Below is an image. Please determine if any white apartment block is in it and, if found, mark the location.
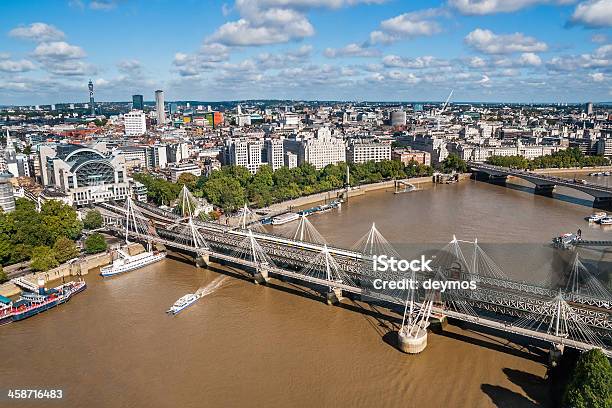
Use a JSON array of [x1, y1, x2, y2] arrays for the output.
[[124, 110, 147, 136], [347, 139, 391, 164]]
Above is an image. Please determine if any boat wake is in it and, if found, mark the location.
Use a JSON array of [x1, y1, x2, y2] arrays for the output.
[[195, 276, 228, 299]]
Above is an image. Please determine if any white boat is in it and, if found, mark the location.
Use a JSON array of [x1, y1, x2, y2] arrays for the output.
[[272, 212, 299, 225], [100, 248, 166, 277], [599, 217, 612, 225], [167, 293, 200, 315], [587, 212, 607, 222]]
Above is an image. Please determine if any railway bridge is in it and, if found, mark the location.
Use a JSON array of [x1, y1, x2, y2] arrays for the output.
[[96, 189, 612, 360]]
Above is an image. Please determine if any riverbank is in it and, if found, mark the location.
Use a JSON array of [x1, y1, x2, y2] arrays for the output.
[[0, 251, 111, 297], [263, 176, 436, 214]]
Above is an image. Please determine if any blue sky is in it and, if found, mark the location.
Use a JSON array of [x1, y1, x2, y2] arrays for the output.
[[0, 0, 611, 104]]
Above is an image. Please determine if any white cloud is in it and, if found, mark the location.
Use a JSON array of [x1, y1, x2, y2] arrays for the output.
[[324, 43, 380, 58], [369, 8, 444, 45], [465, 29, 548, 54], [589, 72, 606, 81], [208, 0, 385, 46], [449, 0, 573, 15], [382, 55, 449, 68], [89, 0, 117, 10], [209, 16, 314, 45], [571, 0, 612, 28], [9, 23, 65, 42], [33, 41, 86, 60], [0, 59, 36, 73], [117, 59, 142, 74], [518, 52, 542, 66]]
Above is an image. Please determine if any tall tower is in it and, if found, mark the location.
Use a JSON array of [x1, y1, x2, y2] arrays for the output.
[[155, 90, 165, 125], [88, 79, 95, 116], [132, 94, 144, 110]]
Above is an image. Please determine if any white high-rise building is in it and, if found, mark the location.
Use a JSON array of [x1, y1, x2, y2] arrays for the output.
[[155, 90, 166, 125], [265, 138, 284, 171], [124, 110, 147, 136]]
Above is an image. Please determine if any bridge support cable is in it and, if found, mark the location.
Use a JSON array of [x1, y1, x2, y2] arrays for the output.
[[511, 292, 606, 350], [300, 245, 356, 304], [291, 214, 327, 244], [565, 253, 612, 300], [236, 203, 266, 233], [177, 185, 200, 218], [123, 196, 156, 244], [230, 229, 276, 283], [351, 222, 400, 258]]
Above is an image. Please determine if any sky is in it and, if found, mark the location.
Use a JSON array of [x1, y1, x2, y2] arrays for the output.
[[0, 0, 611, 105]]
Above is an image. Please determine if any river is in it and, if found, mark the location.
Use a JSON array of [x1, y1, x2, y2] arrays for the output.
[[2, 174, 611, 408]]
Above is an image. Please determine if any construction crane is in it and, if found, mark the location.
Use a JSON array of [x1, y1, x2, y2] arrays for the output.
[[436, 89, 454, 130]]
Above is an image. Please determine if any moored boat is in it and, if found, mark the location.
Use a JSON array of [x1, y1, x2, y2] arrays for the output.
[[586, 212, 607, 222], [100, 248, 166, 277]]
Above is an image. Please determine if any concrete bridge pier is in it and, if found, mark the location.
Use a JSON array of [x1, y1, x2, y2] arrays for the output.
[[488, 174, 508, 185], [325, 287, 343, 305], [548, 344, 565, 367], [195, 254, 210, 268], [534, 184, 556, 196], [253, 267, 270, 285], [397, 325, 428, 354], [593, 196, 612, 210]]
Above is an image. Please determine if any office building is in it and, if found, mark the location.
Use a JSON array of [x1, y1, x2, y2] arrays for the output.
[[285, 128, 346, 169], [124, 110, 147, 136], [132, 94, 144, 110], [169, 162, 202, 183], [155, 90, 166, 125], [0, 172, 15, 212], [392, 148, 431, 166], [347, 139, 391, 164]]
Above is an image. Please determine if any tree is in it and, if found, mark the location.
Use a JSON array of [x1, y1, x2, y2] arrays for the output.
[[0, 265, 7, 284], [84, 233, 107, 254], [53, 236, 79, 263], [30, 246, 59, 272], [40, 200, 83, 242], [203, 176, 246, 213], [82, 210, 103, 230], [177, 173, 198, 191], [441, 154, 468, 173], [563, 348, 612, 408]]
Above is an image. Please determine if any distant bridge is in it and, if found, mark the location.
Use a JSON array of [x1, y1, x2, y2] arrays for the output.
[[469, 163, 612, 209]]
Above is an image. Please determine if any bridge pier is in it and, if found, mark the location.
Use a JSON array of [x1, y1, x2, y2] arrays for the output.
[[195, 254, 210, 268], [253, 267, 270, 285], [534, 184, 556, 196], [397, 325, 428, 354], [325, 287, 343, 305], [593, 196, 612, 210], [548, 344, 565, 367]]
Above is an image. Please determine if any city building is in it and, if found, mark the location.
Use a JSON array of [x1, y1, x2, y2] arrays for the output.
[[0, 172, 15, 212], [38, 143, 131, 206], [264, 138, 284, 171], [88, 79, 95, 116], [132, 94, 144, 110], [147, 145, 168, 169], [285, 127, 346, 169], [390, 110, 407, 127], [392, 148, 431, 166], [284, 151, 298, 169], [124, 110, 147, 136], [169, 162, 202, 183], [347, 139, 391, 164], [155, 90, 166, 125]]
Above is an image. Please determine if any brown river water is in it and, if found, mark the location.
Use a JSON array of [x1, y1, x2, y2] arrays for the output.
[[1, 175, 611, 408]]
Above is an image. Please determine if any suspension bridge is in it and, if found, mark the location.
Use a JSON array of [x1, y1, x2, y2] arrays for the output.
[[96, 186, 612, 360]]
